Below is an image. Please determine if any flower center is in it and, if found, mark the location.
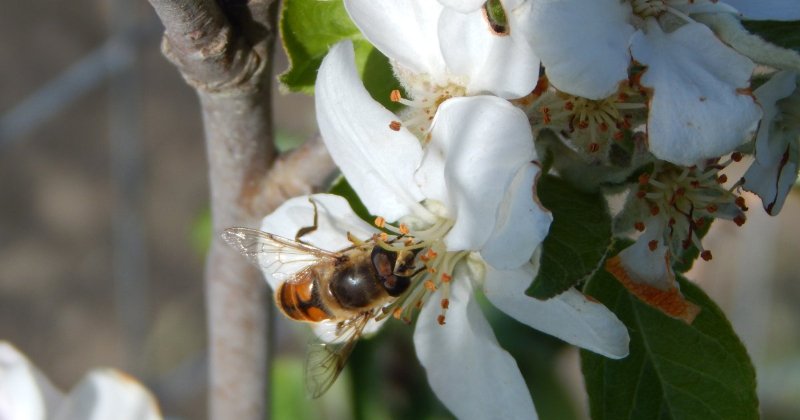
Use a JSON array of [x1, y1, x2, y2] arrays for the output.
[[632, 156, 747, 261], [524, 79, 647, 156], [390, 83, 467, 140], [630, 0, 667, 19], [372, 213, 467, 326]]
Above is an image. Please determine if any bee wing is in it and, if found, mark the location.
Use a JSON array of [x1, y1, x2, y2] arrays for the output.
[[222, 227, 339, 284], [304, 312, 373, 399]]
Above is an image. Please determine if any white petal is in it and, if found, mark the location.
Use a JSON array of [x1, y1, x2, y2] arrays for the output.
[[481, 163, 552, 270], [743, 145, 799, 215], [437, 0, 486, 13], [438, 6, 540, 98], [631, 21, 761, 165], [260, 194, 377, 290], [53, 370, 161, 420], [416, 96, 535, 251], [606, 219, 701, 323], [414, 271, 537, 420], [722, 0, 800, 20], [0, 342, 63, 420], [615, 219, 673, 289], [527, 0, 634, 99], [742, 72, 799, 214], [344, 0, 446, 77], [316, 41, 426, 221], [482, 263, 630, 359], [753, 71, 798, 167]]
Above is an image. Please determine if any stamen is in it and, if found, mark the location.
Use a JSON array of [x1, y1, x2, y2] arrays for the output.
[[374, 216, 386, 228]]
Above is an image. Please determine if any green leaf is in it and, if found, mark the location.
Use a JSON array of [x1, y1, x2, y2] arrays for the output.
[[527, 175, 613, 299], [743, 20, 800, 51], [581, 263, 758, 420], [278, 0, 400, 110], [279, 0, 361, 93]]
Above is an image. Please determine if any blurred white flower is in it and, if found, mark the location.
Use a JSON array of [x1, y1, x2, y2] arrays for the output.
[[255, 41, 629, 420], [525, 0, 762, 165], [0, 342, 161, 420], [743, 71, 800, 215]]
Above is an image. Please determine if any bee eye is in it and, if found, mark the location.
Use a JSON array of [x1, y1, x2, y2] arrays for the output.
[[370, 247, 410, 297]]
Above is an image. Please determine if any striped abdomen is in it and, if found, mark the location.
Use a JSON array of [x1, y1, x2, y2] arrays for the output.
[[277, 267, 333, 322]]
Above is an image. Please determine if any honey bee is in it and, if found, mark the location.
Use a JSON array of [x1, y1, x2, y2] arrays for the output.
[[221, 203, 420, 398]]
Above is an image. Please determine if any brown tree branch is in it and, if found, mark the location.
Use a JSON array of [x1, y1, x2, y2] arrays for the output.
[[147, 1, 335, 419]]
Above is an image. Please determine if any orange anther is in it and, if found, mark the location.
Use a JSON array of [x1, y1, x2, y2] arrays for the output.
[[634, 222, 645, 232], [648, 240, 658, 251], [390, 89, 402, 102], [441, 298, 449, 309], [437, 315, 446, 325], [389, 121, 402, 131], [374, 216, 385, 228], [379, 232, 389, 242], [399, 224, 410, 235], [441, 273, 452, 283], [424, 280, 437, 291]]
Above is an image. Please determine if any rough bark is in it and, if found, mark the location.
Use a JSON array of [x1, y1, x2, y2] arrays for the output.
[[146, 1, 336, 418]]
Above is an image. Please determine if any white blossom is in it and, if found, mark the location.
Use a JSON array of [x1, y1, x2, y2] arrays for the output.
[[525, 0, 762, 165], [0, 342, 161, 420], [257, 41, 629, 420]]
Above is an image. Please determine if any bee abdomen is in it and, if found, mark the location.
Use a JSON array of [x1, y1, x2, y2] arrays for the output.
[[277, 274, 332, 322]]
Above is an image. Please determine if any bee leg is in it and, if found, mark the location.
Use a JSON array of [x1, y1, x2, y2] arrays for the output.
[[295, 198, 320, 244]]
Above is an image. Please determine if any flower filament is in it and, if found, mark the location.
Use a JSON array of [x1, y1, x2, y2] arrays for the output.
[[373, 214, 468, 325]]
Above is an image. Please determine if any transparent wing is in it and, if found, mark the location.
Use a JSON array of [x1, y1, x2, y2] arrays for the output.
[[304, 312, 374, 399], [222, 227, 339, 284]]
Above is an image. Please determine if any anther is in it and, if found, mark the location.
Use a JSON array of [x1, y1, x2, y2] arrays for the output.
[[634, 221, 645, 231], [588, 143, 600, 153], [437, 315, 446, 325], [424, 280, 437, 291], [389, 121, 402, 131], [706, 204, 718, 213], [374, 216, 385, 228], [379, 232, 389, 242], [731, 152, 743, 162], [648, 240, 658, 251], [716, 174, 728, 184], [735, 196, 748, 211], [650, 206, 660, 216], [390, 89, 402, 102], [734, 214, 746, 226], [441, 273, 452, 283], [399, 224, 410, 235], [441, 298, 449, 309], [700, 250, 713, 261], [638, 173, 650, 185]]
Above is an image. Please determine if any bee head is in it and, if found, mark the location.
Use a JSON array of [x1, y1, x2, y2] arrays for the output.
[[370, 246, 417, 297]]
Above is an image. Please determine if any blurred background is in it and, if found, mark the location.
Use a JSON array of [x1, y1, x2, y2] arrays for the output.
[[1, 1, 799, 419]]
